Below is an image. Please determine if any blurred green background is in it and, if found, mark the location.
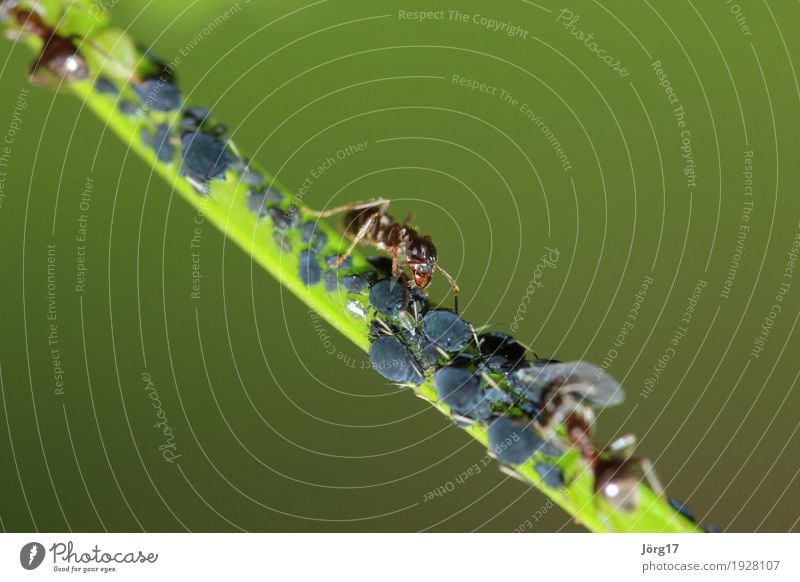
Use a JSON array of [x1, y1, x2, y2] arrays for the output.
[[1, 0, 799, 532]]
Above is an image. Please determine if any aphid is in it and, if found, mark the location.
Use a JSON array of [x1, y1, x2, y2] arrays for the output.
[[368, 336, 424, 385], [478, 332, 528, 372], [534, 461, 565, 489], [247, 187, 284, 218], [181, 106, 211, 132], [301, 221, 328, 254], [246, 192, 270, 219], [368, 318, 399, 339], [133, 77, 182, 112], [180, 131, 231, 182], [239, 165, 264, 187], [368, 278, 408, 317], [265, 207, 300, 232], [342, 274, 368, 294], [306, 198, 460, 311], [417, 340, 447, 370], [488, 416, 547, 465], [4, 4, 89, 84], [434, 365, 482, 417], [95, 76, 118, 95], [323, 270, 339, 293], [118, 99, 141, 117], [141, 123, 174, 163], [408, 286, 429, 319], [367, 255, 393, 276], [422, 309, 472, 352], [668, 498, 696, 523], [704, 524, 721, 533], [298, 250, 321, 286]]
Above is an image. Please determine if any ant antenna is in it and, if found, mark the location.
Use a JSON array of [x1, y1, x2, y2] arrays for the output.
[[435, 263, 460, 314]]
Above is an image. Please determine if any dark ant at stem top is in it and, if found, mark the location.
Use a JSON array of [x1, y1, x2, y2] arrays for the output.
[[2, 2, 89, 84], [305, 198, 461, 312]]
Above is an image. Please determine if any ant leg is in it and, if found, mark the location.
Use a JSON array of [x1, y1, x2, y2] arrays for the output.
[[435, 264, 460, 314], [305, 198, 389, 219], [638, 456, 665, 498], [391, 248, 399, 279], [331, 213, 378, 268]]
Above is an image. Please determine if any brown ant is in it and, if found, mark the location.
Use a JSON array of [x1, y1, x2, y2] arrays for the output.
[[306, 198, 460, 312], [2, 1, 89, 85], [526, 361, 664, 512]]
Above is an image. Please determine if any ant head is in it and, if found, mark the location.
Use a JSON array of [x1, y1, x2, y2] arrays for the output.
[[407, 235, 437, 288], [593, 458, 639, 512]]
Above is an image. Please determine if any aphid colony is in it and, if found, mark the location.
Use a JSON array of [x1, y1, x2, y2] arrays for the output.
[[4, 5, 712, 531]]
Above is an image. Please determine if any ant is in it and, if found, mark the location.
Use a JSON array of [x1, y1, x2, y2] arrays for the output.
[[306, 198, 461, 312], [1, 1, 88, 85], [529, 362, 664, 512]]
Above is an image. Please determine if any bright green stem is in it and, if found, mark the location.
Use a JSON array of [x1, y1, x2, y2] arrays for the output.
[[4, 0, 700, 532]]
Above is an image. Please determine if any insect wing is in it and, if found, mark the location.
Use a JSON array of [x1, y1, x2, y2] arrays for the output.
[[542, 361, 625, 408]]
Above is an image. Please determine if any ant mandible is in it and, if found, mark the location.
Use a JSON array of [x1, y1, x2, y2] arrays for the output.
[[306, 198, 460, 312], [2, 2, 89, 85]]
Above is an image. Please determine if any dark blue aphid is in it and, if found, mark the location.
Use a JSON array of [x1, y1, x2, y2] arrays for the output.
[[95, 77, 118, 95], [369, 336, 424, 385], [141, 124, 174, 163], [298, 250, 321, 286], [266, 206, 300, 231], [246, 192, 270, 218], [479, 332, 528, 372], [422, 310, 472, 352], [133, 77, 182, 112], [262, 186, 283, 204], [668, 498, 696, 523], [417, 340, 445, 370], [369, 319, 399, 339], [246, 187, 284, 218], [369, 278, 408, 317], [342, 274, 368, 293], [180, 131, 231, 181], [181, 107, 211, 132], [184, 106, 210, 123], [434, 366, 482, 416], [301, 222, 328, 253], [409, 286, 429, 318], [323, 270, 339, 293], [534, 462, 565, 488], [240, 165, 264, 186], [488, 416, 546, 464], [325, 254, 353, 271], [367, 256, 393, 276], [118, 99, 141, 117], [704, 524, 721, 533]]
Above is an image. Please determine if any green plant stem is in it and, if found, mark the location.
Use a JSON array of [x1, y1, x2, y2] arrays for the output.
[[3, 1, 700, 533]]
